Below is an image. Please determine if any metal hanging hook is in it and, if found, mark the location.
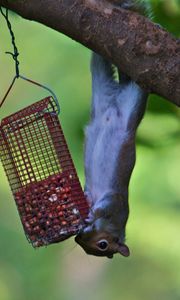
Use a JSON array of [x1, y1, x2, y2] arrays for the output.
[[0, 7, 60, 114]]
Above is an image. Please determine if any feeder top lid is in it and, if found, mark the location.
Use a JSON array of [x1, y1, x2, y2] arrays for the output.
[[0, 96, 58, 127]]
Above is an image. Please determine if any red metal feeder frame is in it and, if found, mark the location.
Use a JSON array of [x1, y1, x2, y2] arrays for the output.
[[0, 97, 89, 247]]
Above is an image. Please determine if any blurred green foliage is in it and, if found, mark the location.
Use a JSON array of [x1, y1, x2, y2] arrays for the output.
[[0, 1, 179, 300]]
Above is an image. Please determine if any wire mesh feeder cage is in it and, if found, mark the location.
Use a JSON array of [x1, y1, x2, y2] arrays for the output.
[[0, 96, 89, 248]]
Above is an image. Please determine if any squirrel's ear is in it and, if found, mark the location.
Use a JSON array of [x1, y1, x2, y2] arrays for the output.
[[118, 243, 130, 257]]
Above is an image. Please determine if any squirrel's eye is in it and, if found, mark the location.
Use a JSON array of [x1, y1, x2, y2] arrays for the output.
[[97, 239, 109, 251]]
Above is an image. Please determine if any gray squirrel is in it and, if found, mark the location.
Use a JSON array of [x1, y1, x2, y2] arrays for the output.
[[75, 0, 149, 258]]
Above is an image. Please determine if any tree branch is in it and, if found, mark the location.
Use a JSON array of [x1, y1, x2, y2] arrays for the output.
[[0, 0, 179, 106]]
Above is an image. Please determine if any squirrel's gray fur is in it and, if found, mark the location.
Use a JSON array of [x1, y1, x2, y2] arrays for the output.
[[75, 0, 149, 258]]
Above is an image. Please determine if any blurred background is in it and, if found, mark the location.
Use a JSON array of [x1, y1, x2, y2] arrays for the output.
[[0, 0, 180, 299]]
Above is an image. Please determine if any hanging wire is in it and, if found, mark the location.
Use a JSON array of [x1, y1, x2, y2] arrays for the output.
[[0, 7, 60, 113], [0, 8, 19, 78], [19, 75, 60, 113]]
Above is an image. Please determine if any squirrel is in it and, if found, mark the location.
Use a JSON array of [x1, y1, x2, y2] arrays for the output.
[[75, 0, 150, 259]]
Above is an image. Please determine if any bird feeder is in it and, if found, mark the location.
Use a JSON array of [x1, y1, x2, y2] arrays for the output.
[[0, 96, 89, 247]]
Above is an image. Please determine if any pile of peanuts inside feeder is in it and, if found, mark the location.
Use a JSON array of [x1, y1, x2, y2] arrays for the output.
[[15, 173, 85, 247]]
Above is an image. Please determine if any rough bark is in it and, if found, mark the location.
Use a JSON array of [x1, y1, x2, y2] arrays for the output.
[[0, 0, 179, 106]]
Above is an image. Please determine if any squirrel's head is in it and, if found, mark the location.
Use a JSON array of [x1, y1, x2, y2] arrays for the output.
[[75, 193, 130, 258], [75, 226, 130, 258]]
